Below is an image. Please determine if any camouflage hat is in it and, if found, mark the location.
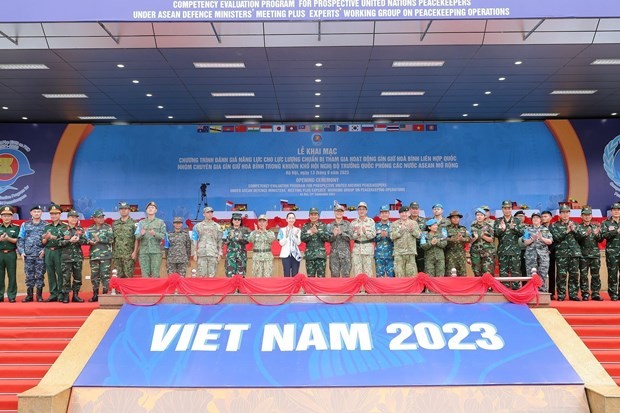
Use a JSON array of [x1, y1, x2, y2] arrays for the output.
[[333, 204, 345, 212], [203, 206, 214, 213], [357, 202, 368, 209], [258, 214, 268, 221], [380, 205, 390, 212], [398, 206, 409, 213], [0, 205, 14, 215], [118, 202, 130, 209], [145, 201, 157, 209], [67, 210, 79, 217], [91, 209, 105, 218], [612, 202, 620, 210], [173, 216, 183, 223], [309, 207, 319, 214], [409, 201, 420, 209], [581, 206, 592, 215], [531, 212, 541, 219], [432, 203, 443, 209], [30, 205, 43, 211], [501, 200, 512, 208], [231, 212, 242, 220], [559, 205, 571, 212], [480, 205, 490, 211], [448, 210, 463, 219], [49, 204, 62, 213]]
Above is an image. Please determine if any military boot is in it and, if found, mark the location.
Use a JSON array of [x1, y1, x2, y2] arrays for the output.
[[61, 292, 70, 304], [88, 288, 99, 302], [72, 291, 84, 303], [22, 287, 34, 303], [102, 286, 108, 295], [36, 287, 43, 302]]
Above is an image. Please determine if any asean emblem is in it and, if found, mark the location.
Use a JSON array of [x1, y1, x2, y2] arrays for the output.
[[0, 144, 35, 198], [312, 134, 322, 146], [604, 135, 620, 198]]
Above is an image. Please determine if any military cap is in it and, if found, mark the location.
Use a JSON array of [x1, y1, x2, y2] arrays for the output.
[[581, 206, 593, 215], [611, 202, 620, 210], [333, 204, 345, 212], [480, 205, 490, 211], [49, 204, 62, 213], [231, 212, 242, 220], [398, 206, 409, 213], [118, 202, 130, 209], [173, 216, 183, 223], [203, 206, 214, 213], [501, 200, 512, 208], [357, 202, 368, 209], [531, 212, 541, 219], [67, 210, 79, 217], [448, 210, 463, 219], [145, 201, 157, 209], [30, 205, 43, 211], [514, 210, 525, 217], [258, 214, 268, 221], [432, 203, 443, 209], [409, 201, 420, 209], [541, 210, 553, 216], [475, 208, 486, 215], [380, 205, 390, 212], [91, 209, 105, 218], [559, 205, 571, 212], [426, 218, 438, 226], [309, 207, 319, 214], [0, 206, 14, 215]]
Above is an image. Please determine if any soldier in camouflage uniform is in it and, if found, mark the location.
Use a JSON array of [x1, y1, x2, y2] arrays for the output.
[[351, 202, 377, 276], [192, 206, 223, 278], [600, 202, 620, 301], [17, 205, 46, 302], [391, 206, 421, 277], [224, 212, 250, 277], [249, 214, 275, 277], [470, 208, 495, 276], [375, 205, 395, 277], [494, 200, 525, 289], [86, 210, 113, 302], [0, 206, 19, 303], [112, 202, 138, 278], [431, 203, 451, 229], [136, 201, 167, 278], [550, 205, 582, 301], [327, 204, 353, 277], [575, 206, 602, 301], [421, 219, 447, 277], [166, 217, 191, 276], [541, 210, 557, 298], [301, 208, 331, 277], [58, 210, 87, 303], [409, 202, 426, 273], [520, 212, 553, 292], [42, 204, 67, 302], [445, 210, 470, 276], [514, 211, 528, 277]]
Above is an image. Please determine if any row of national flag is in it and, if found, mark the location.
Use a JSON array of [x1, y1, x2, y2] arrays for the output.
[[197, 123, 438, 133]]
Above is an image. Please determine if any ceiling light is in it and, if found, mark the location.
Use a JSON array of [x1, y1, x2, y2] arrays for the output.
[[485, 91, 492, 95], [315, 63, 323, 67], [132, 80, 139, 84], [591, 59, 620, 65], [550, 90, 597, 95], [514, 61, 523, 65], [612, 113, 618, 116], [392, 60, 445, 67], [157, 105, 164, 109], [498, 77, 506, 81], [78, 116, 118, 120], [315, 115, 320, 118], [146, 93, 153, 97], [520, 113, 559, 117], [1, 107, 7, 110], [381, 91, 425, 96], [168, 116, 174, 119], [21, 117, 28, 120], [315, 92, 321, 96], [0, 64, 49, 70], [462, 114, 468, 117], [42, 94, 88, 99], [473, 103, 479, 107], [211, 92, 255, 97], [193, 62, 245, 69], [315, 79, 322, 83], [117, 64, 125, 68], [225, 115, 263, 119], [372, 114, 410, 118], [315, 104, 320, 108]]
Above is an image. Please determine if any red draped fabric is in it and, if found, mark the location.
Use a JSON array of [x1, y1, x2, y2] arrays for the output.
[[109, 273, 542, 306]]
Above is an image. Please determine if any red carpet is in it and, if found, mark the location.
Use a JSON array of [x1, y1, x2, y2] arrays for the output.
[[552, 292, 620, 385], [0, 295, 98, 413]]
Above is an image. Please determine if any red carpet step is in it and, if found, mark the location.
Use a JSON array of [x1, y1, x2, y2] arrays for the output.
[[0, 297, 99, 413], [552, 292, 620, 386]]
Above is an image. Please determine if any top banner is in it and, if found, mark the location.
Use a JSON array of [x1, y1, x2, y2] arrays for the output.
[[3, 0, 620, 22]]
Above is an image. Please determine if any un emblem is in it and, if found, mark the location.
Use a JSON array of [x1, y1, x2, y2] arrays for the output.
[[0, 142, 35, 200], [604, 135, 620, 197]]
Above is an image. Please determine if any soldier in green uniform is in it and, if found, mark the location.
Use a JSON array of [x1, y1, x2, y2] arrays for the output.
[[550, 205, 582, 301], [431, 203, 450, 229], [249, 214, 275, 277], [575, 206, 602, 301], [445, 210, 470, 276], [421, 219, 447, 277], [600, 202, 620, 301], [193, 207, 223, 277], [136, 201, 167, 278], [494, 200, 525, 289], [470, 208, 495, 276], [224, 213, 250, 277], [409, 202, 426, 273], [391, 206, 421, 277], [112, 202, 138, 278], [87, 209, 113, 301], [58, 210, 87, 303], [301, 208, 331, 277], [0, 206, 19, 302], [42, 204, 66, 302], [166, 217, 192, 276]]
